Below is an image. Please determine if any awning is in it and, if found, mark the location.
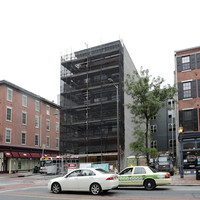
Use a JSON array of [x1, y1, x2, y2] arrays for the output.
[[31, 153, 41, 158], [12, 152, 20, 158], [19, 152, 31, 158], [4, 152, 12, 157]]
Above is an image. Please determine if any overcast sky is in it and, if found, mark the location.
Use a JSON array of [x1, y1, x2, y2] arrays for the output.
[[0, 0, 200, 103]]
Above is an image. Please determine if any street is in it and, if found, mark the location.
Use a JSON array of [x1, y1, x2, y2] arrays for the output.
[[0, 186, 200, 200], [0, 174, 200, 200]]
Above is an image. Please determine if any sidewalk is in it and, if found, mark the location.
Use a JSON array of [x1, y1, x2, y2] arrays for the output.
[[171, 174, 200, 185], [1, 172, 200, 185]]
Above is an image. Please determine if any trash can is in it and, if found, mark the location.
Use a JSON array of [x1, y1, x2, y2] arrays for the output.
[[196, 166, 200, 180]]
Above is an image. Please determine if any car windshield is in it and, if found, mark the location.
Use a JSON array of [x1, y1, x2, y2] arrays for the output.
[[158, 157, 170, 162], [95, 168, 109, 174]]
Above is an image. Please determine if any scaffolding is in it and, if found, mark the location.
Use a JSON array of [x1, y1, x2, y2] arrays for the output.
[[60, 41, 125, 164]]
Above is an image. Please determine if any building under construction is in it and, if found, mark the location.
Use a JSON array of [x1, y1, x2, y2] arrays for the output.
[[60, 40, 137, 170]]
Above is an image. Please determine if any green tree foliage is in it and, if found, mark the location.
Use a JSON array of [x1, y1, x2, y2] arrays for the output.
[[124, 68, 177, 164]]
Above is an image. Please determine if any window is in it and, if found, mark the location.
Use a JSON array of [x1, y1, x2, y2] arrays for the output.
[[21, 132, 26, 145], [81, 170, 95, 176], [35, 116, 39, 128], [183, 82, 191, 98], [22, 95, 27, 107], [46, 136, 50, 147], [179, 109, 197, 132], [35, 100, 39, 112], [7, 88, 13, 102], [6, 107, 12, 121], [56, 138, 59, 148], [184, 110, 193, 131], [151, 140, 157, 148], [46, 105, 50, 115], [119, 168, 133, 175], [150, 116, 156, 120], [56, 109, 59, 118], [168, 123, 176, 131], [134, 167, 146, 174], [5, 128, 11, 143], [168, 99, 175, 107], [56, 122, 59, 133], [22, 111, 27, 125], [46, 119, 50, 131], [35, 134, 39, 146], [169, 139, 176, 149], [151, 125, 157, 133], [68, 170, 81, 177], [182, 56, 190, 71]]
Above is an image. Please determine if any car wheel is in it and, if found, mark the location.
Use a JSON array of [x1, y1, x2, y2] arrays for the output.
[[90, 183, 102, 195], [144, 179, 156, 190], [52, 182, 61, 194]]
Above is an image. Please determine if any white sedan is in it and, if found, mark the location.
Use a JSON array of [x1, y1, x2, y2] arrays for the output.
[[48, 168, 119, 195]]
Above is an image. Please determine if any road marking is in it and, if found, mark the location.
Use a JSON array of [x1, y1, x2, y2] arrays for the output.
[[4, 194, 93, 200]]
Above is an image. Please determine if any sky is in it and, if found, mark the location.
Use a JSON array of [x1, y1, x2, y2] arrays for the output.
[[0, 0, 200, 104]]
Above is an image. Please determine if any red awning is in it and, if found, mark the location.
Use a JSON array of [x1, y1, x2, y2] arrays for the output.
[[19, 152, 31, 158], [31, 153, 41, 158], [12, 152, 20, 158], [4, 152, 12, 158]]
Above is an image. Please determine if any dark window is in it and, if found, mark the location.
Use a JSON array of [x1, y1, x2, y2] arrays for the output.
[[183, 110, 193, 131]]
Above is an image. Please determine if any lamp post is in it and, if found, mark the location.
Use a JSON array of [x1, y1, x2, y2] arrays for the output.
[[108, 78, 120, 172], [179, 126, 184, 178]]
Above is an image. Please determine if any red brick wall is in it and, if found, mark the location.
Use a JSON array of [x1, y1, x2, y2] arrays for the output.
[[176, 47, 200, 131], [0, 84, 60, 150]]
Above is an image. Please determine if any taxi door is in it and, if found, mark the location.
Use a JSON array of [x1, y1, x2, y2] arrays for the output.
[[118, 167, 134, 185], [131, 167, 146, 186]]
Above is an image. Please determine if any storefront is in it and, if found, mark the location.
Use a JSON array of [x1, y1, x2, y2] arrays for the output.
[[179, 133, 200, 176], [1, 152, 41, 173]]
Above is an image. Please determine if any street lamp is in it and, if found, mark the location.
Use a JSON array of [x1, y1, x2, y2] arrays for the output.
[[179, 126, 184, 178], [108, 78, 120, 172]]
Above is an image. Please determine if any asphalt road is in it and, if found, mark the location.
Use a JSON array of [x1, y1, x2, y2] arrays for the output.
[[1, 185, 200, 200]]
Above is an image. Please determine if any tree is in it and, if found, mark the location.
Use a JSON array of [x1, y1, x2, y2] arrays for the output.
[[124, 67, 177, 165]]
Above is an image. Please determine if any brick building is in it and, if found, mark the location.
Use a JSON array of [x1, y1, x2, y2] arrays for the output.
[[0, 80, 60, 173], [175, 46, 200, 175]]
